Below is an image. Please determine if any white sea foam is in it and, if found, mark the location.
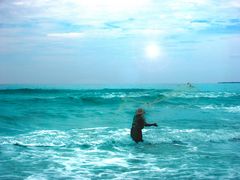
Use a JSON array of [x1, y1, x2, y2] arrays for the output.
[[199, 105, 217, 110], [224, 106, 240, 113], [101, 92, 151, 99], [165, 91, 239, 99], [199, 105, 240, 113], [25, 174, 47, 180], [170, 129, 198, 133], [1, 127, 239, 179], [1, 127, 239, 148]]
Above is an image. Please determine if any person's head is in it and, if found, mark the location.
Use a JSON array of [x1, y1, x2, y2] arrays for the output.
[[135, 108, 145, 116]]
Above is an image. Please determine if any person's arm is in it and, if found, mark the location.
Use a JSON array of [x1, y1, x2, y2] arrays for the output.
[[144, 122, 158, 127], [143, 118, 158, 127]]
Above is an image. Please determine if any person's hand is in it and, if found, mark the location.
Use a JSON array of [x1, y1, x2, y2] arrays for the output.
[[153, 123, 158, 127]]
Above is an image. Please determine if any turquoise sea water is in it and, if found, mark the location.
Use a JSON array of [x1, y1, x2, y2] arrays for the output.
[[0, 84, 239, 179]]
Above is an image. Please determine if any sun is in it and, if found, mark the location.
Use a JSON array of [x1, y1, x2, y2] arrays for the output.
[[145, 43, 161, 60]]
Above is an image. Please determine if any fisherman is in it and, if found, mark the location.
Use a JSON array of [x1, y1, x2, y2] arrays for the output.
[[130, 108, 158, 143]]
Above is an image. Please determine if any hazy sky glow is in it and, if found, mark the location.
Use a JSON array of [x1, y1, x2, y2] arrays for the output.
[[0, 0, 239, 84]]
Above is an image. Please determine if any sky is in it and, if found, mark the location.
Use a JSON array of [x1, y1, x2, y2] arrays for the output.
[[0, 0, 239, 84]]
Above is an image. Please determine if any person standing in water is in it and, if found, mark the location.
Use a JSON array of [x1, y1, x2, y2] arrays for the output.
[[130, 108, 158, 143]]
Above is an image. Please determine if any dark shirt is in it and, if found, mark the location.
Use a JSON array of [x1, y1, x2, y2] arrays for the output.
[[131, 115, 146, 130]]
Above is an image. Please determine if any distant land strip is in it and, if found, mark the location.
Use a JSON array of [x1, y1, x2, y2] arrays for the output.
[[218, 82, 240, 84]]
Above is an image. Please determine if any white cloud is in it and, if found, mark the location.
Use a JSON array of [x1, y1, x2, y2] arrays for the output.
[[47, 32, 84, 38], [1, 0, 240, 40], [125, 29, 167, 37], [12, 0, 51, 7], [229, 0, 240, 8]]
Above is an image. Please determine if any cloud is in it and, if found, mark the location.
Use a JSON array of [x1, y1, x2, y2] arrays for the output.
[[47, 32, 85, 38], [228, 0, 240, 8], [0, 0, 240, 40]]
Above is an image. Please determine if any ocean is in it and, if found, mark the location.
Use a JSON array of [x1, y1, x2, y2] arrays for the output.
[[0, 84, 239, 179]]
